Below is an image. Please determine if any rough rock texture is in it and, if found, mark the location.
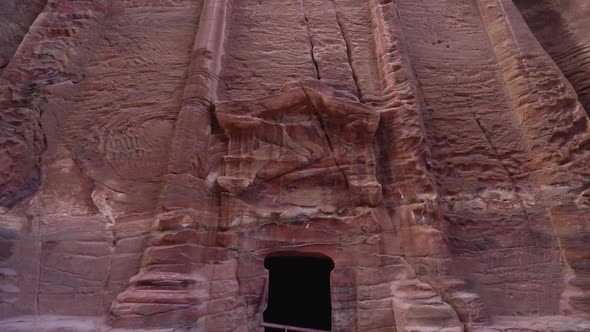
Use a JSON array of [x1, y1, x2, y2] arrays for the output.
[[515, 0, 590, 115], [0, 0, 47, 76], [1, 0, 590, 331]]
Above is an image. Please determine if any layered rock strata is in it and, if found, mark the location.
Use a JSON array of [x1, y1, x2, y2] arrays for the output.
[[0, 0, 589, 331]]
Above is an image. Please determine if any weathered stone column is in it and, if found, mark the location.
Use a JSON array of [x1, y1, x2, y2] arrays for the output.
[[369, 0, 489, 326], [109, 0, 239, 329]]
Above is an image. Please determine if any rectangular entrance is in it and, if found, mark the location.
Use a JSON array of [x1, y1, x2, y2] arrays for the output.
[[263, 254, 334, 332]]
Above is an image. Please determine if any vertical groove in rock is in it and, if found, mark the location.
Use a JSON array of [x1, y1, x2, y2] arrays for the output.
[[331, 0, 384, 106], [329, 0, 361, 99], [300, 0, 321, 81], [300, 0, 359, 100]]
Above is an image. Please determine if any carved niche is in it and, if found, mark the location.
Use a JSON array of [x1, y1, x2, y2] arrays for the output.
[[213, 80, 382, 228]]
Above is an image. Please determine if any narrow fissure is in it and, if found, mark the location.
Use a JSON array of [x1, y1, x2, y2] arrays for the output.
[[300, 83, 349, 188], [330, 0, 362, 100], [300, 0, 321, 80]]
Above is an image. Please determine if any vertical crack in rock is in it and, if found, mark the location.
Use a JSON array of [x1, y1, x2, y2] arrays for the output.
[[330, 0, 362, 100], [472, 113, 539, 248], [393, 0, 401, 20], [300, 0, 321, 80], [300, 82, 348, 188]]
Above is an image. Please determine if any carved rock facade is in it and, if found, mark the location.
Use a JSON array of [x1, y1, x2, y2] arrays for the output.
[[1, 0, 590, 331]]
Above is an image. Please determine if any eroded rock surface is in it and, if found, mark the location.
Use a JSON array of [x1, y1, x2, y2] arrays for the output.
[[0, 0, 46, 76], [1, 0, 589, 331]]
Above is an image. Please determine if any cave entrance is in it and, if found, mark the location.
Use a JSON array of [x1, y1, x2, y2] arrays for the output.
[[262, 254, 334, 332]]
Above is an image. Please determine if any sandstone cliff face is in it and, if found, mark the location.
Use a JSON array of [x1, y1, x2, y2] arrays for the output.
[[1, 1, 589, 331]]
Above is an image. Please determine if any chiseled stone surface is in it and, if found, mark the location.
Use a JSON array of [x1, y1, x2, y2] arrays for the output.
[[1, 0, 589, 331]]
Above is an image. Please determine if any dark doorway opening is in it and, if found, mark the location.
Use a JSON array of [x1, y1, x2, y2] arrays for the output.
[[263, 254, 334, 332]]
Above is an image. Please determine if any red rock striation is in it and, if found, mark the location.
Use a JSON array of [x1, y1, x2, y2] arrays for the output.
[[1, 0, 589, 331]]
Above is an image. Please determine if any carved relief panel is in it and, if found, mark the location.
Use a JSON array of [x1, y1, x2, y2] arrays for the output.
[[213, 81, 382, 229]]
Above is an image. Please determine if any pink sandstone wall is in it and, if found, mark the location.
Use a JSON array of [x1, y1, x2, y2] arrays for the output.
[[1, 0, 589, 331]]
